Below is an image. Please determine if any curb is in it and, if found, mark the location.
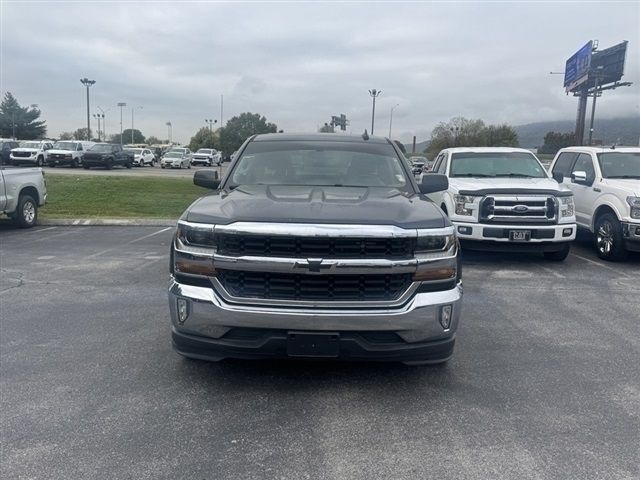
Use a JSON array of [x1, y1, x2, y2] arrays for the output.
[[39, 218, 177, 227]]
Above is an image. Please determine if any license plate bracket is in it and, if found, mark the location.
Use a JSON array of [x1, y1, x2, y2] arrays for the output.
[[287, 332, 340, 357], [509, 230, 531, 241]]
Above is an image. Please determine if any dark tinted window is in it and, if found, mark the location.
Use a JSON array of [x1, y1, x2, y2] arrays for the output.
[[450, 152, 546, 178], [552, 152, 577, 177], [597, 152, 640, 178]]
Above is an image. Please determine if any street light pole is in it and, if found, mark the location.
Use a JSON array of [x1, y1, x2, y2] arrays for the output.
[[80, 78, 96, 140], [117, 102, 127, 145], [97, 106, 109, 140], [389, 103, 399, 138], [166, 121, 172, 144], [368, 89, 382, 135], [93, 114, 101, 141]]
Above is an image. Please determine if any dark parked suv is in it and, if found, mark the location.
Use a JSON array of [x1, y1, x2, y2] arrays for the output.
[[168, 133, 463, 365], [82, 143, 133, 169], [0, 139, 20, 165]]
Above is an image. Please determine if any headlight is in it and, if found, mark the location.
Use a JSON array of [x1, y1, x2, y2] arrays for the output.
[[176, 221, 216, 248], [453, 195, 477, 216], [30, 151, 37, 157], [627, 196, 640, 219], [415, 227, 456, 254], [559, 196, 575, 218]]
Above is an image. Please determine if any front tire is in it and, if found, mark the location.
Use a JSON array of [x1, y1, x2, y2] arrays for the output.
[[36, 156, 44, 167], [594, 213, 627, 261], [15, 194, 37, 228], [126, 161, 132, 169], [543, 243, 571, 262], [83, 164, 90, 170]]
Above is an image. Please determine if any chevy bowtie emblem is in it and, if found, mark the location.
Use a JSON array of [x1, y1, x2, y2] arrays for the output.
[[296, 258, 332, 272]]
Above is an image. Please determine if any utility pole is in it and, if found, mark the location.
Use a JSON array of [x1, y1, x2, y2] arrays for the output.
[[166, 121, 172, 144], [80, 78, 96, 140], [389, 103, 399, 138], [117, 102, 127, 145], [97, 106, 109, 140], [368, 89, 381, 135], [588, 66, 604, 146], [220, 95, 224, 127], [93, 114, 102, 141]]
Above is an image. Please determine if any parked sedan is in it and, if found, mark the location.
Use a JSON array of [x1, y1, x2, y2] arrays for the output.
[[161, 151, 191, 169], [127, 148, 156, 167]]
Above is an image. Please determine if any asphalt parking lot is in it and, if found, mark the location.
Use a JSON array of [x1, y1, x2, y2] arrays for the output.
[[1, 225, 638, 480]]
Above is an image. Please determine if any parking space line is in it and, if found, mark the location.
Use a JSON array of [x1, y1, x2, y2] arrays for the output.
[[569, 252, 632, 278], [127, 227, 172, 244]]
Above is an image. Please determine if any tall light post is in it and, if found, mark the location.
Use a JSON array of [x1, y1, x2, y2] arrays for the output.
[[388, 103, 399, 138], [117, 102, 127, 145], [131, 106, 143, 144], [205, 119, 217, 147], [80, 78, 96, 140], [166, 121, 172, 144], [93, 114, 103, 141], [368, 89, 382, 135], [97, 106, 110, 139]]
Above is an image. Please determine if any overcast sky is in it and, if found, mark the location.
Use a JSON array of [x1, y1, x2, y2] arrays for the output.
[[1, 1, 638, 144]]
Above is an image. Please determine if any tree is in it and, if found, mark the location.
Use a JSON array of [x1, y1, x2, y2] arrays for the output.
[[146, 135, 161, 145], [426, 117, 519, 158], [538, 131, 575, 155], [0, 92, 47, 139], [59, 131, 74, 140], [393, 140, 407, 155], [110, 129, 145, 144], [219, 112, 278, 154], [189, 127, 218, 151], [73, 128, 90, 140]]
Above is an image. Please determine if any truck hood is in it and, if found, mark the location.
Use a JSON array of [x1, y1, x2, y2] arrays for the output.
[[11, 148, 38, 153], [450, 177, 569, 194], [601, 179, 640, 196], [185, 185, 447, 229], [48, 149, 74, 155]]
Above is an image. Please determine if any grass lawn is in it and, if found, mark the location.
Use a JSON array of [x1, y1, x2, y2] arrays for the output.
[[40, 174, 207, 218]]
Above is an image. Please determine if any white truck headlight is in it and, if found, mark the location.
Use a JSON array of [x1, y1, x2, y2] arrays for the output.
[[453, 195, 477, 216], [559, 196, 575, 218], [627, 196, 640, 219], [174, 222, 217, 277]]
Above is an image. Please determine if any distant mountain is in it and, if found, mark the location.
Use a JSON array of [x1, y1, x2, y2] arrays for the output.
[[514, 116, 640, 149], [404, 140, 429, 154]]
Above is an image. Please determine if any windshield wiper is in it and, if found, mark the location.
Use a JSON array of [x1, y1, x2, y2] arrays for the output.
[[606, 175, 640, 179], [451, 173, 494, 177], [493, 173, 538, 178]]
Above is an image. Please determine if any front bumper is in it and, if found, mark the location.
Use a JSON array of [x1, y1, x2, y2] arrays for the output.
[[622, 222, 640, 251], [162, 161, 183, 168], [10, 156, 37, 165], [168, 278, 463, 363], [48, 156, 76, 166], [453, 220, 575, 246]]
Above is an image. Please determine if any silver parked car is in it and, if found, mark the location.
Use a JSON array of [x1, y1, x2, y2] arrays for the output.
[[161, 151, 191, 169]]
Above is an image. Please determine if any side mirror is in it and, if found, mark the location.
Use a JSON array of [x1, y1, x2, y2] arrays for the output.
[[571, 170, 588, 184], [552, 172, 564, 183], [418, 173, 448, 194], [194, 170, 220, 189]]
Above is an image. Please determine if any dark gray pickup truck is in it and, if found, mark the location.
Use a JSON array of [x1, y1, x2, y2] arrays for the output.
[[82, 143, 133, 169], [168, 133, 463, 365]]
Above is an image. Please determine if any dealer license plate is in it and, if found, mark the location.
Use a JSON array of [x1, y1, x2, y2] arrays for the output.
[[287, 332, 339, 357], [509, 230, 531, 241]]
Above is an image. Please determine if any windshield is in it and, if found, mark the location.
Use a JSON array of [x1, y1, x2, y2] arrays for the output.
[[450, 152, 546, 178], [20, 141, 41, 149], [197, 149, 212, 154], [165, 152, 181, 158], [54, 141, 76, 150], [170, 148, 186, 153], [89, 144, 113, 153], [126, 149, 143, 154], [228, 141, 409, 189], [597, 152, 640, 179]]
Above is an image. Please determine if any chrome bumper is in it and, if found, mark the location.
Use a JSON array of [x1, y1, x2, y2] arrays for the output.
[[168, 278, 463, 344]]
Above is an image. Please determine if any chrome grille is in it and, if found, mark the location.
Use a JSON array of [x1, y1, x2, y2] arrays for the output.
[[217, 234, 415, 259], [479, 195, 557, 224], [217, 270, 412, 302], [12, 151, 32, 158]]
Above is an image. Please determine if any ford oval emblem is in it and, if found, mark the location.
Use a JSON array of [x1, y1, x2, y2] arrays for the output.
[[512, 204, 529, 213]]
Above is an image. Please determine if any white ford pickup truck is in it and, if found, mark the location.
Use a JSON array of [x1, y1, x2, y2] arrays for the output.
[[427, 147, 577, 261], [0, 166, 47, 227], [549, 146, 640, 261]]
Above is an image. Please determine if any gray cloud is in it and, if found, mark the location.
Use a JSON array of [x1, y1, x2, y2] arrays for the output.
[[1, 2, 638, 143]]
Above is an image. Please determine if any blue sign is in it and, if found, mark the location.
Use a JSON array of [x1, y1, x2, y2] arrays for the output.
[[564, 41, 592, 92]]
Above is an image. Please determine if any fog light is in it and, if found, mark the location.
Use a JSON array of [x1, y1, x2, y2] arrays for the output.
[[177, 298, 189, 324], [440, 305, 452, 330], [457, 226, 472, 235], [562, 228, 573, 237]]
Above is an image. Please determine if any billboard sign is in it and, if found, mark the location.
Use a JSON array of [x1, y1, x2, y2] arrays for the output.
[[564, 41, 592, 92], [590, 41, 628, 86]]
